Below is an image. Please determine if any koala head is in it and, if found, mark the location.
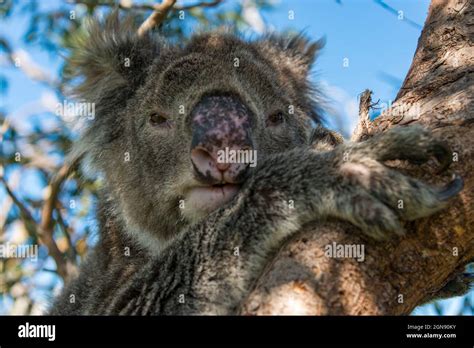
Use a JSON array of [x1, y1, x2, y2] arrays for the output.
[[68, 14, 324, 251]]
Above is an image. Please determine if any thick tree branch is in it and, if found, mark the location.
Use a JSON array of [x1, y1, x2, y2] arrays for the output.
[[240, 0, 473, 315]]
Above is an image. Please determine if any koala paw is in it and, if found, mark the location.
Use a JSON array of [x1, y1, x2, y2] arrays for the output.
[[333, 126, 463, 240]]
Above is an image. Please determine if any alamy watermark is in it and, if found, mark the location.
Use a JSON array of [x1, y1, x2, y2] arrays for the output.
[[217, 147, 257, 168], [0, 242, 38, 262], [56, 100, 95, 120], [380, 100, 421, 119], [18, 322, 55, 342], [324, 242, 365, 262]]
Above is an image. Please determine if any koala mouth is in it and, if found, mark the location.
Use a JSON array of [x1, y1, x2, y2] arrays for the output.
[[184, 183, 241, 217], [212, 183, 230, 188]]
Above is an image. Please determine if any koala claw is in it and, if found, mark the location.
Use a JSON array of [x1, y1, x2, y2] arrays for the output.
[[333, 127, 465, 241], [432, 143, 452, 173], [437, 174, 464, 201]]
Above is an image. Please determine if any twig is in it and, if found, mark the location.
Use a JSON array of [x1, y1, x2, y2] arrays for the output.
[[0, 174, 75, 280], [0, 37, 60, 90], [373, 0, 423, 30], [70, 0, 224, 35], [0, 159, 80, 281], [0, 170, 20, 233], [175, 0, 223, 11], [71, 0, 223, 12], [71, 0, 160, 11], [0, 175, 39, 241], [39, 158, 81, 279], [137, 0, 177, 36], [40, 161, 77, 239], [55, 203, 78, 262]]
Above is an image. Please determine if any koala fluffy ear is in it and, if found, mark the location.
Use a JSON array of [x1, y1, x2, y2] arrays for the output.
[[258, 33, 324, 77], [65, 12, 161, 104]]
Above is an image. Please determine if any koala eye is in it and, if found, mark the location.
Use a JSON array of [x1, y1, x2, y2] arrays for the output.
[[266, 111, 285, 127], [149, 112, 171, 128]]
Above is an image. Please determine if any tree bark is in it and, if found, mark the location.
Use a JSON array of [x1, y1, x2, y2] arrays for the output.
[[240, 0, 473, 315]]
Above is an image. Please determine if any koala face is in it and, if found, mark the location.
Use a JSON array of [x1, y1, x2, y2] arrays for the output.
[[68, 17, 323, 249]]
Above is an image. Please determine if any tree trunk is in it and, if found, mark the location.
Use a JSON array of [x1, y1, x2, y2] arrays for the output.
[[240, 0, 473, 315]]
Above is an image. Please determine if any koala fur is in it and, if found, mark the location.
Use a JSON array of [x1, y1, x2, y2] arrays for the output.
[[50, 14, 465, 315]]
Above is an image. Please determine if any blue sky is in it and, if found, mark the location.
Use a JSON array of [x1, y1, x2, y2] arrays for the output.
[[1, 0, 472, 315], [261, 0, 431, 134], [2, 0, 431, 135]]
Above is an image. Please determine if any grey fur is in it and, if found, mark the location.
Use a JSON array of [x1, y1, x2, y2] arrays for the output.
[[50, 15, 464, 315]]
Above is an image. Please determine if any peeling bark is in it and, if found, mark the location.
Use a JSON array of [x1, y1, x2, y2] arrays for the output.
[[240, 0, 473, 315]]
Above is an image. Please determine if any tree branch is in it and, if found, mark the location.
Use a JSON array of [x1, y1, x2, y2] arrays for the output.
[[240, 0, 473, 315], [175, 0, 223, 11], [72, 0, 223, 12], [137, 0, 177, 37], [0, 159, 80, 282], [70, 1, 225, 36], [55, 203, 78, 262], [351, 89, 373, 142], [39, 159, 81, 275], [373, 0, 423, 30], [0, 37, 60, 89]]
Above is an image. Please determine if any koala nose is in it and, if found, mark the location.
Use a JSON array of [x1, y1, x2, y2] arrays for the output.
[[190, 94, 254, 185]]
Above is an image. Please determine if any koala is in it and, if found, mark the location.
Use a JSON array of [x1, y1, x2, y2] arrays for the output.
[[50, 15, 465, 315]]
